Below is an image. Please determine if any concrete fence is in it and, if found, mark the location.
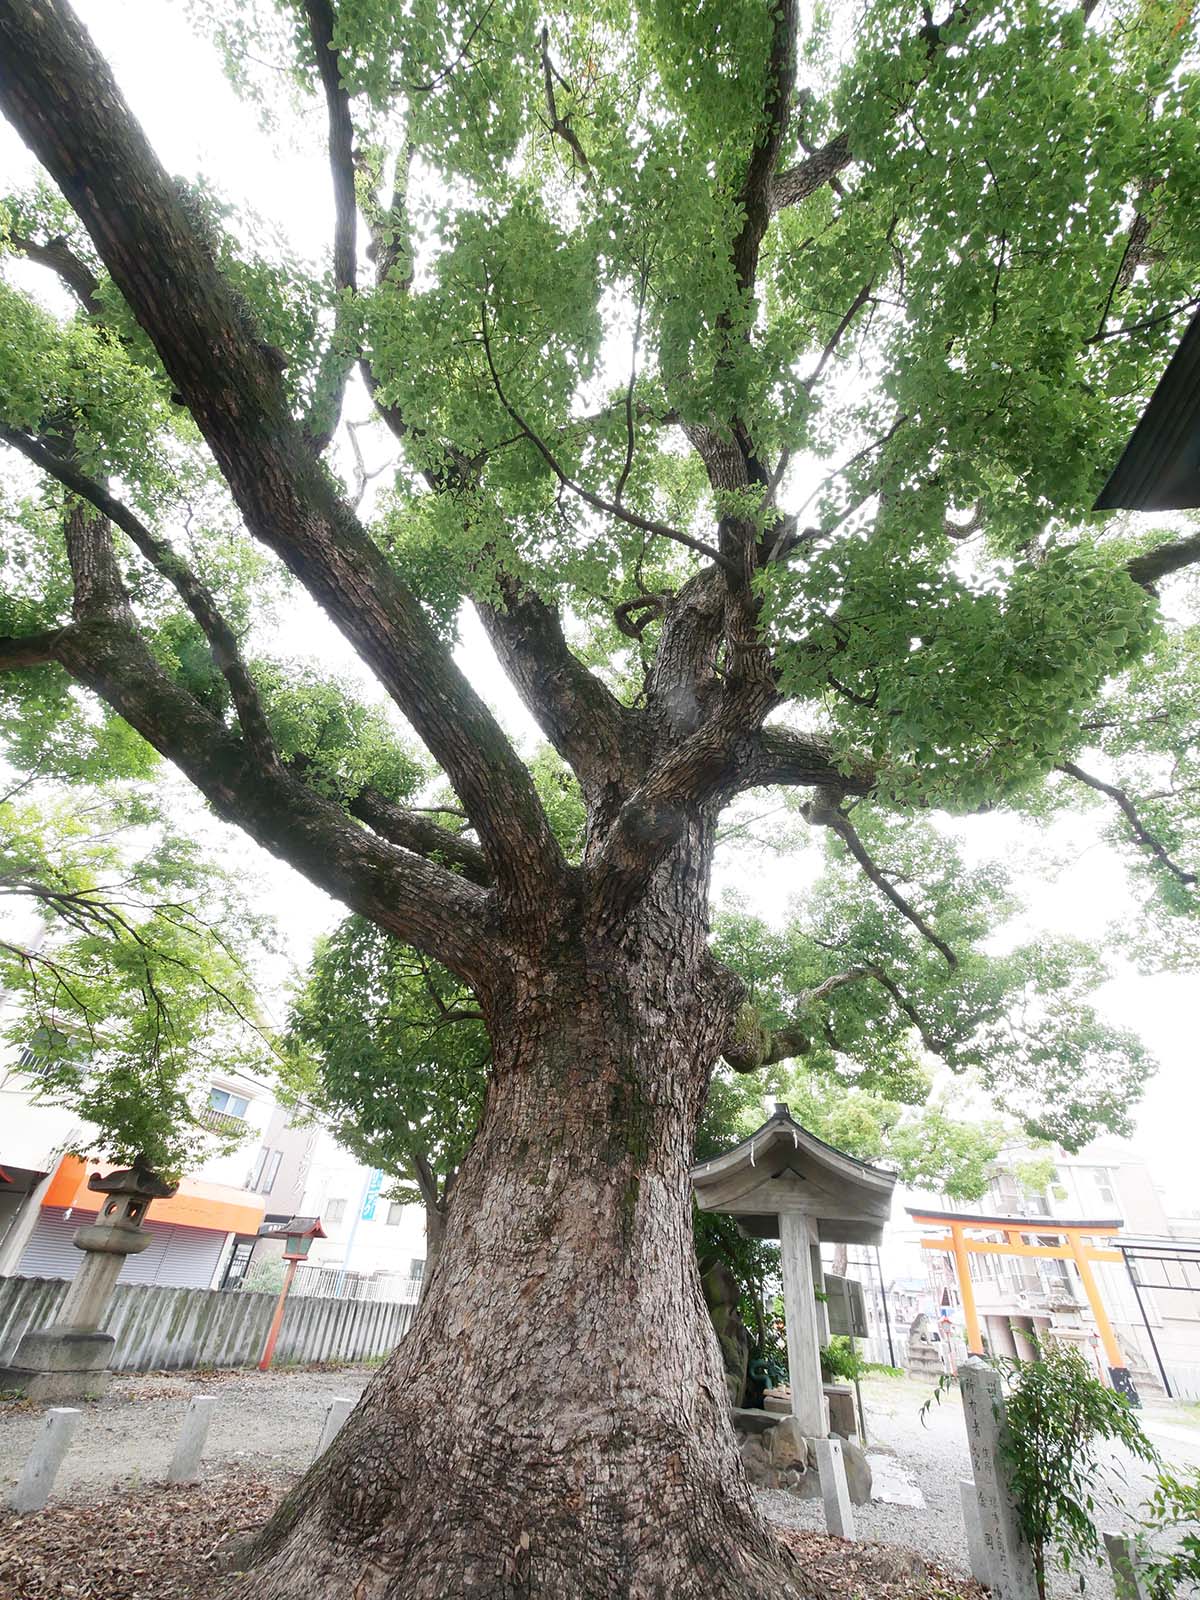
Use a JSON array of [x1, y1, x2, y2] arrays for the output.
[[0, 1275, 415, 1374], [1167, 1361, 1200, 1402]]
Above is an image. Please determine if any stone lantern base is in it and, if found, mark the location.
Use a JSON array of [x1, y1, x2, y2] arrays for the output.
[[0, 1327, 117, 1402]]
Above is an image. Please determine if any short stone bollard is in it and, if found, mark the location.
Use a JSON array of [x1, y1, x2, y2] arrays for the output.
[[1103, 1531, 1152, 1600], [9, 1406, 81, 1513], [166, 1395, 217, 1485], [314, 1395, 355, 1462], [813, 1436, 855, 1540], [959, 1358, 1039, 1600], [960, 1475, 993, 1588]]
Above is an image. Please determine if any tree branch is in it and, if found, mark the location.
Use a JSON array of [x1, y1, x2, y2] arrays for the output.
[[731, 0, 799, 295], [1126, 534, 1200, 591], [735, 726, 874, 795], [475, 575, 644, 807], [345, 784, 493, 887], [0, 424, 278, 768], [0, 0, 564, 906], [478, 302, 733, 573], [50, 617, 498, 984], [539, 25, 590, 175], [301, 0, 358, 454], [722, 960, 949, 1071], [7, 231, 102, 314], [1059, 760, 1196, 887], [0, 630, 70, 670], [772, 131, 852, 212], [801, 790, 958, 968]]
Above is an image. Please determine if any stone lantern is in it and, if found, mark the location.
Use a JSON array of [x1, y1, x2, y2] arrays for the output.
[[0, 1163, 177, 1401]]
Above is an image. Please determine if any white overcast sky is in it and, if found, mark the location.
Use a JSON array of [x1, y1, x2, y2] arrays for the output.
[[1, 0, 1196, 1214]]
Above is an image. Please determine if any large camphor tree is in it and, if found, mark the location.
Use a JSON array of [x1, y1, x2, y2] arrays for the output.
[[1, 0, 1199, 1593]]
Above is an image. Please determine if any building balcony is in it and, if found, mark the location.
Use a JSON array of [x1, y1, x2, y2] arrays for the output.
[[198, 1105, 249, 1137]]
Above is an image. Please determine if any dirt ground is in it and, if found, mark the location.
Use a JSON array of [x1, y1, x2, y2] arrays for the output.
[[0, 1363, 374, 1496], [1, 1365, 1197, 1599]]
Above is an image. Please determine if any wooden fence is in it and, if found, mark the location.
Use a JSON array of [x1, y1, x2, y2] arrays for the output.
[[0, 1275, 414, 1373]]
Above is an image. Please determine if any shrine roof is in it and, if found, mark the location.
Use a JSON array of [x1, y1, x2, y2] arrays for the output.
[[690, 1103, 896, 1245]]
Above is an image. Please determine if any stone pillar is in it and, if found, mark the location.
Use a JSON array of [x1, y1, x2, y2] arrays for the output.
[[9, 1407, 80, 1512], [780, 1211, 828, 1438], [959, 1358, 1039, 1600], [960, 1476, 993, 1587], [1103, 1532, 1151, 1600], [813, 1436, 855, 1540], [166, 1395, 217, 1484], [0, 1164, 176, 1401], [314, 1395, 355, 1461]]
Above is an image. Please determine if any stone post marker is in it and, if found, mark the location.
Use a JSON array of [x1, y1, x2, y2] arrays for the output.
[[1103, 1532, 1151, 1600], [959, 1475, 993, 1587], [166, 1395, 217, 1485], [813, 1436, 855, 1540], [959, 1358, 1039, 1600], [0, 1164, 176, 1402], [314, 1396, 355, 1461], [9, 1407, 81, 1513]]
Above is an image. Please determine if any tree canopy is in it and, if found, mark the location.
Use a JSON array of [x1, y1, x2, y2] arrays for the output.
[[0, 0, 1196, 1175], [0, 778, 273, 1173]]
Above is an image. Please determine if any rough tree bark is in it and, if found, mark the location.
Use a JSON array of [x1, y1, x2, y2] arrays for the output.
[[234, 825, 811, 1599]]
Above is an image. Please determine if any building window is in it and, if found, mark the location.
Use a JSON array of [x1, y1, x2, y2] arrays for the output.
[[1094, 1168, 1118, 1208], [410, 1257, 425, 1281], [325, 1197, 347, 1225], [17, 1027, 68, 1076], [248, 1148, 283, 1194], [386, 1202, 405, 1226], [220, 1238, 256, 1289], [209, 1086, 250, 1118]]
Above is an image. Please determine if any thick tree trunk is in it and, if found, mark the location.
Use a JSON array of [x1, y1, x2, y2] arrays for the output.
[[419, 1199, 445, 1305], [230, 919, 808, 1600]]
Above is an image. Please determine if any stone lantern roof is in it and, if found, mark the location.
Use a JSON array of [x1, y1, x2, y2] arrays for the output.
[[691, 1102, 896, 1246], [86, 1164, 178, 1201]]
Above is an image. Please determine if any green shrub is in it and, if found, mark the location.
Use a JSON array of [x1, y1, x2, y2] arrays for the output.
[[820, 1335, 865, 1384]]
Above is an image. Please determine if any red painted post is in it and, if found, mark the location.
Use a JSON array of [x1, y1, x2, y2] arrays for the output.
[[259, 1256, 298, 1371]]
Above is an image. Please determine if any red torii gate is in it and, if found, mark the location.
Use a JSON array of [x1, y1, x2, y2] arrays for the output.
[[908, 1208, 1134, 1395]]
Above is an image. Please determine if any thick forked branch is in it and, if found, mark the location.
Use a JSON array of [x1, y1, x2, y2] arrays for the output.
[[476, 576, 644, 804], [1059, 761, 1196, 887], [1, 618, 497, 984], [0, 425, 278, 768], [0, 0, 563, 904], [772, 131, 852, 212], [802, 789, 958, 968]]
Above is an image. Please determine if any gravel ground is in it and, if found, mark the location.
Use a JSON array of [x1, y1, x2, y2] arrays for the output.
[[0, 1363, 374, 1495], [759, 1373, 1200, 1600], [2, 1364, 1196, 1597]]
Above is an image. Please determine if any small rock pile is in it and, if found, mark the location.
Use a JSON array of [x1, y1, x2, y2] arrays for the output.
[[733, 1410, 872, 1504]]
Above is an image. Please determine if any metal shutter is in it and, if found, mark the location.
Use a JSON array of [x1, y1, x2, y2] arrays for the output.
[[17, 1208, 226, 1288]]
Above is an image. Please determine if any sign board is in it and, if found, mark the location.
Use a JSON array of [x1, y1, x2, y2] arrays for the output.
[[824, 1272, 868, 1339], [360, 1169, 384, 1221]]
